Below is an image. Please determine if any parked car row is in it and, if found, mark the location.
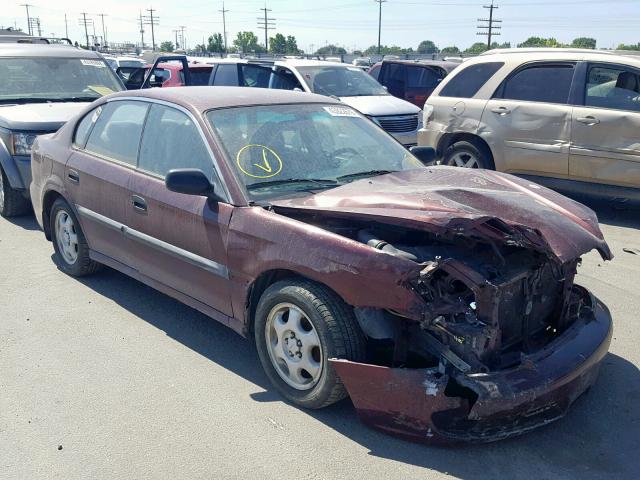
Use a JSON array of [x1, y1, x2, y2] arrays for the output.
[[0, 41, 615, 445]]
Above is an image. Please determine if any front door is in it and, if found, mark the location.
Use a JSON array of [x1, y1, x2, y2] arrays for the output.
[[570, 63, 640, 188], [482, 62, 576, 177], [126, 103, 234, 317], [67, 100, 149, 267]]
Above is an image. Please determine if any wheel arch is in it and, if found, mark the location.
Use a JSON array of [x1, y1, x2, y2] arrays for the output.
[[437, 132, 495, 166], [0, 139, 24, 190], [41, 189, 67, 241]]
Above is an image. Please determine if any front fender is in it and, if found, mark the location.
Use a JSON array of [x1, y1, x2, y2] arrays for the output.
[[0, 137, 24, 189]]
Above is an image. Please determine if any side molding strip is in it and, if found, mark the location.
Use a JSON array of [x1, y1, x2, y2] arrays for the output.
[[76, 205, 229, 279]]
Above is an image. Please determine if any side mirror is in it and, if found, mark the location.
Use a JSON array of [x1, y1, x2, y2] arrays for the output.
[[165, 169, 215, 197], [409, 146, 437, 166]]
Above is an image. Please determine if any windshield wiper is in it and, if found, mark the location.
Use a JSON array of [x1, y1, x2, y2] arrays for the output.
[[336, 170, 397, 182], [247, 178, 338, 191]]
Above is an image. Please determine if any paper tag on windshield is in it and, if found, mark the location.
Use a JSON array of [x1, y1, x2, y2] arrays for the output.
[[323, 106, 359, 118], [81, 59, 106, 68], [87, 85, 115, 96]]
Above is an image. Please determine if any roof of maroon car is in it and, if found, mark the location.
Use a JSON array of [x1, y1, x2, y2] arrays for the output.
[[107, 86, 341, 111]]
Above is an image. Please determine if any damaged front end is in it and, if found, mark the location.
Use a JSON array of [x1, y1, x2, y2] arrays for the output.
[[325, 222, 612, 444]]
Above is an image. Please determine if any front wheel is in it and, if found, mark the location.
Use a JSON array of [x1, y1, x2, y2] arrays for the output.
[[443, 140, 495, 170], [254, 279, 365, 409], [0, 165, 30, 218], [50, 198, 101, 277]]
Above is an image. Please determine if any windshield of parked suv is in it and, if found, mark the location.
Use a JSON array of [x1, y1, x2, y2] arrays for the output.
[[297, 66, 388, 97], [207, 103, 423, 199], [0, 57, 122, 103]]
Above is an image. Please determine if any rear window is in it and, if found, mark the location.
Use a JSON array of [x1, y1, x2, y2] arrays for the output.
[[439, 62, 503, 98], [500, 64, 575, 104]]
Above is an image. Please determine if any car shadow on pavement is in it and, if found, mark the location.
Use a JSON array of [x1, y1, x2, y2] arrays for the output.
[[2, 211, 39, 231], [73, 266, 640, 480], [561, 193, 640, 230]]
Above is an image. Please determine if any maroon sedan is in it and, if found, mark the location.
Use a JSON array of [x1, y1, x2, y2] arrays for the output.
[[30, 87, 612, 444]]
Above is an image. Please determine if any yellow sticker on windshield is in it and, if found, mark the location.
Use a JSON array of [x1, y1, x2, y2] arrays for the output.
[[87, 85, 115, 96], [236, 144, 283, 179]]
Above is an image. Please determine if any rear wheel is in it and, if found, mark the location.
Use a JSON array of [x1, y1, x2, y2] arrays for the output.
[[255, 279, 365, 409], [50, 198, 101, 277], [0, 165, 30, 218], [443, 140, 495, 170]]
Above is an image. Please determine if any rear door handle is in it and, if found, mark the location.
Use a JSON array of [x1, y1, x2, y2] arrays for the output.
[[491, 107, 511, 115], [576, 116, 600, 125], [131, 195, 147, 213], [67, 169, 80, 184]]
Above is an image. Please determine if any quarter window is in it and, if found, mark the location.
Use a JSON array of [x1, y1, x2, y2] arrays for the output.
[[585, 65, 640, 112], [138, 104, 216, 180], [500, 64, 575, 104], [439, 62, 503, 98], [74, 106, 102, 148], [84, 101, 149, 165]]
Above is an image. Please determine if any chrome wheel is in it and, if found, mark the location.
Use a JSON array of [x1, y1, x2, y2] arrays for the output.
[[265, 303, 323, 390], [55, 209, 79, 265], [448, 151, 479, 168]]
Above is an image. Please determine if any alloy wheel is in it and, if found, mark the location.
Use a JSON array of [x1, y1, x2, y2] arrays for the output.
[[449, 151, 480, 168], [265, 303, 323, 390], [55, 210, 79, 265]]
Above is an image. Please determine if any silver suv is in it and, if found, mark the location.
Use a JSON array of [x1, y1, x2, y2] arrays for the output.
[[418, 48, 640, 197]]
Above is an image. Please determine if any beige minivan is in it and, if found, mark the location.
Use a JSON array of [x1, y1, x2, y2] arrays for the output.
[[418, 48, 640, 197]]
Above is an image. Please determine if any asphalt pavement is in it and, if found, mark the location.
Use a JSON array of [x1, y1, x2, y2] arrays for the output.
[[1, 198, 639, 480]]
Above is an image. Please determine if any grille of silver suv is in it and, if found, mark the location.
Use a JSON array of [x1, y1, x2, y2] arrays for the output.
[[373, 114, 419, 133]]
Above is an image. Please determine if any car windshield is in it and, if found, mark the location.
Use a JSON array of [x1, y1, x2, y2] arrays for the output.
[[118, 59, 145, 68], [297, 66, 388, 97], [0, 57, 123, 102], [207, 103, 423, 200]]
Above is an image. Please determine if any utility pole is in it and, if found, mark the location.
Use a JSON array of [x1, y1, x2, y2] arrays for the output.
[[98, 14, 108, 47], [78, 13, 92, 48], [138, 11, 145, 50], [477, 1, 501, 50], [219, 2, 229, 53], [374, 0, 386, 55], [179, 25, 186, 50], [21, 4, 33, 35], [173, 29, 180, 49], [257, 6, 275, 52], [64, 13, 68, 39], [29, 17, 41, 37], [143, 7, 159, 51]]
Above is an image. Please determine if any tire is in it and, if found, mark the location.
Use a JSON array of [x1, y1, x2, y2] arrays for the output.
[[50, 197, 101, 277], [0, 165, 30, 218], [254, 279, 366, 409], [443, 140, 495, 170]]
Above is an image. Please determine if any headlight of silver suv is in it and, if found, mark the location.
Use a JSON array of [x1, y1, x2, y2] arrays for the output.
[[11, 132, 38, 156]]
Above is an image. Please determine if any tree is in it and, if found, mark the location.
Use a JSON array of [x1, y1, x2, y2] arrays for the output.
[[464, 42, 489, 54], [160, 41, 174, 52], [269, 33, 287, 54], [517, 37, 561, 48], [316, 44, 347, 55], [233, 31, 263, 53], [207, 33, 224, 53], [363, 44, 410, 55], [571, 37, 596, 49], [440, 46, 460, 55], [617, 43, 640, 51], [417, 40, 439, 54], [491, 41, 511, 49], [285, 35, 299, 54]]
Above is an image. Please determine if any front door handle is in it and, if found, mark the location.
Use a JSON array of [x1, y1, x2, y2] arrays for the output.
[[491, 106, 511, 115], [67, 169, 80, 184], [131, 195, 147, 213], [576, 116, 600, 125]]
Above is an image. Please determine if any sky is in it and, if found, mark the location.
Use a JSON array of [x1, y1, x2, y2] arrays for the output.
[[2, 0, 639, 52]]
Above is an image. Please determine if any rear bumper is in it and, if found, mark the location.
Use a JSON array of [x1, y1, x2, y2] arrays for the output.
[[331, 288, 612, 444]]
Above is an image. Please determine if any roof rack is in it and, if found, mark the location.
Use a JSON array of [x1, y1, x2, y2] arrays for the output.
[[0, 35, 73, 45]]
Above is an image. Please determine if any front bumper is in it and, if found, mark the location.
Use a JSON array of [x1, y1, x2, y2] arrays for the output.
[[390, 131, 418, 147], [331, 288, 612, 444], [13, 154, 32, 194]]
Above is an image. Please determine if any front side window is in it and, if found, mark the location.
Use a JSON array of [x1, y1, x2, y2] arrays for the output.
[[213, 64, 238, 86], [297, 66, 388, 97], [439, 61, 504, 98], [585, 65, 640, 112], [500, 64, 575, 104], [0, 57, 123, 103], [84, 101, 149, 165], [369, 64, 381, 80], [207, 103, 423, 200], [138, 104, 216, 180]]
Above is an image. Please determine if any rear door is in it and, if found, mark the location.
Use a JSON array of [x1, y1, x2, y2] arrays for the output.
[[67, 100, 149, 267], [569, 63, 640, 188], [126, 102, 234, 317], [482, 62, 576, 176]]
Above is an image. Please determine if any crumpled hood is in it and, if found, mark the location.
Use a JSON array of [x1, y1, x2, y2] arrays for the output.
[[270, 166, 612, 263], [339, 95, 421, 117], [0, 102, 89, 131]]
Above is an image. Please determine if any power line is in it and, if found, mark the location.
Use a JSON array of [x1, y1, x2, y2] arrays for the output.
[[219, 2, 229, 52], [142, 7, 159, 51], [477, 1, 501, 49], [258, 6, 275, 51], [78, 12, 92, 48], [374, 0, 386, 55]]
